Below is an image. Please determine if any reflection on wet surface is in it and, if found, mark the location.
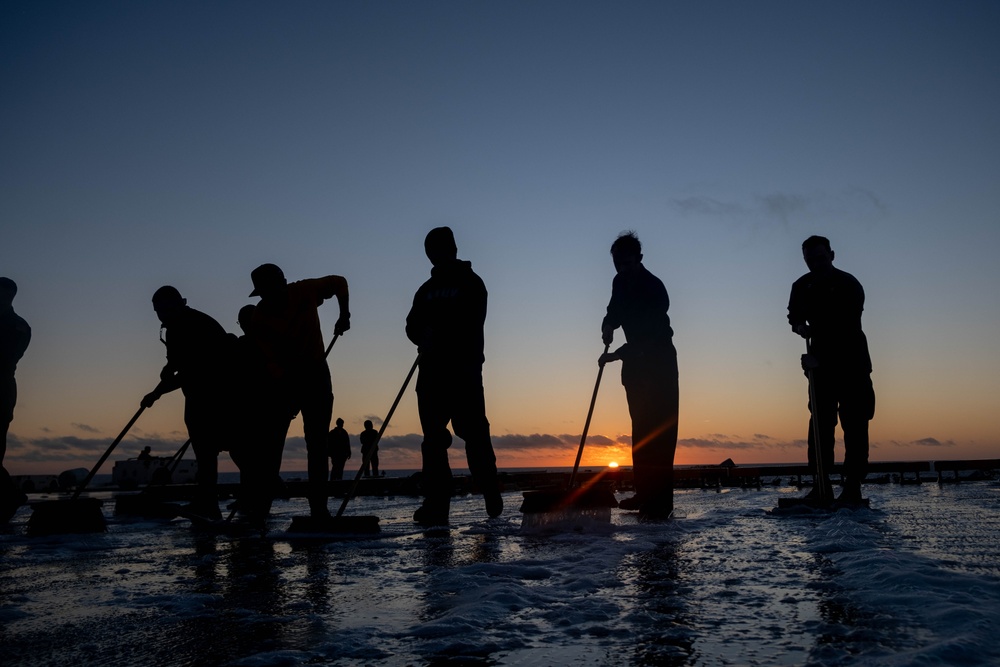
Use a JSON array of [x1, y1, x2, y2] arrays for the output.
[[2, 484, 1000, 665]]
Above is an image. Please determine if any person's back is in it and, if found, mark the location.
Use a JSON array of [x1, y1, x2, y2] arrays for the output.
[[252, 273, 349, 373], [0, 276, 30, 469], [165, 305, 235, 396], [0, 278, 30, 379], [788, 266, 871, 372], [604, 263, 674, 358], [405, 259, 487, 367]]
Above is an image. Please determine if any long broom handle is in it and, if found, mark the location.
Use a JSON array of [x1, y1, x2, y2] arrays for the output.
[[335, 353, 421, 517], [167, 439, 192, 474], [71, 405, 146, 501], [324, 332, 340, 359], [805, 339, 830, 498], [569, 343, 611, 488]]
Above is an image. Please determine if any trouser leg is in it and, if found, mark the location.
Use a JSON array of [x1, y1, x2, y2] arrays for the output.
[[0, 377, 16, 466], [416, 371, 453, 516], [329, 457, 346, 481], [452, 373, 499, 508], [299, 365, 333, 516], [624, 354, 678, 508], [839, 373, 875, 482], [185, 402, 221, 512]]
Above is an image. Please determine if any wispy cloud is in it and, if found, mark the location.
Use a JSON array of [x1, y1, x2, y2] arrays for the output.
[[910, 437, 956, 448], [71, 423, 101, 434], [672, 188, 887, 233], [7, 434, 184, 464]]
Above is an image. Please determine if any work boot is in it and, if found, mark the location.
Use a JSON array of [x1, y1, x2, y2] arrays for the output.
[[414, 498, 450, 527], [308, 497, 331, 520], [638, 498, 674, 522], [483, 484, 503, 518], [801, 476, 832, 501], [836, 481, 864, 505], [618, 494, 646, 511]]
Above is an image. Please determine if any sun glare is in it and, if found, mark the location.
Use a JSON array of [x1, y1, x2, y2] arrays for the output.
[[608, 461, 619, 468]]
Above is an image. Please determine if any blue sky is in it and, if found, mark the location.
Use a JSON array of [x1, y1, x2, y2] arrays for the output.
[[2, 1, 999, 473]]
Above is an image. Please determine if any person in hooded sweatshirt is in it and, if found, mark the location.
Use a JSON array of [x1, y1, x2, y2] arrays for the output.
[[405, 227, 502, 526]]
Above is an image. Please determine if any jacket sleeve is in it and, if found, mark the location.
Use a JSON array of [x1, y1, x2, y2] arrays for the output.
[[787, 278, 808, 329], [405, 289, 424, 347], [311, 276, 349, 305]]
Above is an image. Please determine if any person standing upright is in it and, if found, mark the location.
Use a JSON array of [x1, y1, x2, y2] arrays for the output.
[[406, 227, 502, 526], [0, 277, 30, 468], [249, 263, 350, 519], [0, 277, 31, 521], [788, 235, 875, 504], [328, 417, 351, 481], [359, 419, 379, 478], [598, 232, 679, 520]]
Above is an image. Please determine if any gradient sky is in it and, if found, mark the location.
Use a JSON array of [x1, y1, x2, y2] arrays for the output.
[[3, 1, 999, 475]]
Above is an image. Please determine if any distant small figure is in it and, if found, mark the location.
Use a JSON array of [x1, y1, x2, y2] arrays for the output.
[[0, 277, 30, 468], [328, 418, 352, 481], [250, 263, 350, 519], [359, 420, 379, 478], [788, 235, 875, 504], [137, 446, 153, 460], [598, 232, 679, 520], [406, 227, 502, 526], [141, 286, 238, 521]]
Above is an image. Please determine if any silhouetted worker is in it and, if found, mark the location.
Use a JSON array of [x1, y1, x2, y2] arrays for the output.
[[232, 303, 293, 526], [249, 263, 350, 519], [359, 419, 379, 478], [0, 277, 30, 521], [137, 446, 153, 460], [328, 417, 351, 480], [142, 286, 238, 520], [788, 235, 875, 504], [0, 277, 30, 467], [406, 227, 503, 526], [599, 232, 679, 520]]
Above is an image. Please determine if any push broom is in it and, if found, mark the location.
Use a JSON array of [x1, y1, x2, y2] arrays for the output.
[[28, 405, 147, 535], [520, 345, 618, 529], [287, 353, 420, 535]]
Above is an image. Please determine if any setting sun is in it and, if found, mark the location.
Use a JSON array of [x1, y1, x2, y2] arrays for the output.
[[608, 462, 619, 468]]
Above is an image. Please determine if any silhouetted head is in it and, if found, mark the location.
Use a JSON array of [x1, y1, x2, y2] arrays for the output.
[[424, 227, 458, 266], [249, 263, 287, 299], [610, 231, 643, 276], [0, 277, 16, 309], [364, 419, 374, 429], [802, 235, 835, 275], [237, 304, 256, 335], [152, 285, 186, 326]]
